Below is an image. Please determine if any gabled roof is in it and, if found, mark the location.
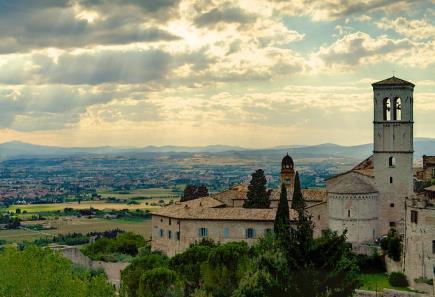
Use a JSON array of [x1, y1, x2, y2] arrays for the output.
[[151, 196, 298, 221], [328, 172, 377, 194], [372, 76, 414, 87], [325, 155, 374, 182]]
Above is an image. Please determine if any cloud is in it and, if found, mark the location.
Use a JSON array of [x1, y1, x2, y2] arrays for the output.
[[267, 0, 424, 21], [194, 6, 256, 28], [377, 17, 435, 40], [0, 0, 180, 53], [311, 31, 421, 71]]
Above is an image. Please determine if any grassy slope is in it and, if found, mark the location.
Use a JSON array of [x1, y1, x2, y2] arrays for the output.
[[360, 273, 413, 292]]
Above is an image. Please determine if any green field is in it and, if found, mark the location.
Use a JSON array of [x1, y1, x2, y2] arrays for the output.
[[6, 201, 160, 215], [360, 273, 412, 292], [98, 187, 182, 199], [0, 217, 152, 243]]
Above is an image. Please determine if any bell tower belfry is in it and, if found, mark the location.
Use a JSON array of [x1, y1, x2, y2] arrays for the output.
[[280, 153, 295, 191], [372, 76, 415, 236]]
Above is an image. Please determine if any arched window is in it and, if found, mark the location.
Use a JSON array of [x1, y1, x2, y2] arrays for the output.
[[383, 98, 391, 121], [389, 156, 396, 167], [394, 98, 402, 120]]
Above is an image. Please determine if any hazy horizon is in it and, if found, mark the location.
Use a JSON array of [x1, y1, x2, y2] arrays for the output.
[[0, 1, 434, 148]]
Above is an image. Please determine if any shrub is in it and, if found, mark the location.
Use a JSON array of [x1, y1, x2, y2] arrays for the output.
[[389, 272, 408, 287]]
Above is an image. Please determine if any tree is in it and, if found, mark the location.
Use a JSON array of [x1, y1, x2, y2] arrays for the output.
[[201, 242, 249, 297], [243, 169, 270, 209], [196, 185, 209, 198], [0, 245, 115, 297], [137, 267, 183, 297], [181, 185, 197, 202], [291, 172, 304, 211], [380, 229, 402, 262], [121, 253, 169, 297], [181, 185, 209, 202], [274, 183, 290, 236], [170, 241, 215, 296]]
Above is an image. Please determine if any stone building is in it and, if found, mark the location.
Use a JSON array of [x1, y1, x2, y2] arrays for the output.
[[326, 76, 416, 244], [151, 154, 328, 256], [416, 156, 435, 184], [403, 187, 435, 292]]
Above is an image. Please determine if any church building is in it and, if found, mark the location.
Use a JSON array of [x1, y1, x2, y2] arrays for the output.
[[326, 76, 416, 244]]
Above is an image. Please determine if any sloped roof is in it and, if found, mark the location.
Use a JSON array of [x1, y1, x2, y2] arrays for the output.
[[152, 196, 298, 221], [325, 155, 374, 181], [328, 172, 377, 194], [424, 185, 435, 192], [372, 76, 414, 87]]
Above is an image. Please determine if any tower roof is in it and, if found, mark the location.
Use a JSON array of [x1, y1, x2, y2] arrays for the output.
[[372, 76, 415, 87], [281, 153, 294, 167]]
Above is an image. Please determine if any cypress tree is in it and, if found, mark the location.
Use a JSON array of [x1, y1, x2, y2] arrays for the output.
[[291, 172, 313, 260], [291, 172, 304, 212], [274, 183, 290, 235], [243, 169, 270, 209]]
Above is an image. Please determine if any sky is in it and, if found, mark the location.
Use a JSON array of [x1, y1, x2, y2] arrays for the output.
[[0, 0, 434, 148]]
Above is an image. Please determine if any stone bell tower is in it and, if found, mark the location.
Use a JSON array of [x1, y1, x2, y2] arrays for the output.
[[280, 153, 295, 191], [372, 76, 414, 236]]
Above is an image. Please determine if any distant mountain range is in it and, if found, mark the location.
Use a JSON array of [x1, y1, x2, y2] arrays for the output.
[[1, 138, 434, 160]]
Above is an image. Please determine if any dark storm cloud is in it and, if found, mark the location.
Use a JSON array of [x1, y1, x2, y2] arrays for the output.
[[194, 6, 256, 28], [78, 0, 180, 13], [34, 50, 173, 84], [0, 85, 116, 130], [0, 0, 180, 53]]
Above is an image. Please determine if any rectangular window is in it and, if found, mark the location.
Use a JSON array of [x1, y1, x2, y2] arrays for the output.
[[168, 230, 172, 239], [347, 210, 351, 217], [389, 222, 396, 228], [176, 231, 180, 241], [198, 227, 208, 237], [160, 229, 164, 238], [169, 218, 172, 225], [432, 240, 435, 254], [390, 203, 395, 208], [245, 228, 256, 239], [390, 177, 393, 184], [223, 227, 229, 238], [411, 210, 418, 224]]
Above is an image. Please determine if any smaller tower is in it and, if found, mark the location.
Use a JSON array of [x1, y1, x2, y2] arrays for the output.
[[280, 153, 295, 191]]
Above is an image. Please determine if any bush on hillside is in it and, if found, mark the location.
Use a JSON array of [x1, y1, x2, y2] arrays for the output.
[[389, 272, 408, 287]]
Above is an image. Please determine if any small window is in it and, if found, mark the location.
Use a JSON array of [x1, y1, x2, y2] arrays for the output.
[[383, 98, 391, 121], [394, 98, 402, 121], [198, 227, 208, 237], [176, 231, 180, 241], [390, 177, 393, 184], [389, 156, 396, 167], [389, 222, 396, 227], [160, 218, 163, 223], [245, 228, 256, 239], [411, 210, 418, 224], [318, 215, 320, 220], [160, 229, 164, 238], [390, 203, 395, 208], [177, 220, 180, 225], [223, 227, 229, 238], [168, 230, 172, 239], [347, 210, 351, 218], [169, 218, 171, 225]]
